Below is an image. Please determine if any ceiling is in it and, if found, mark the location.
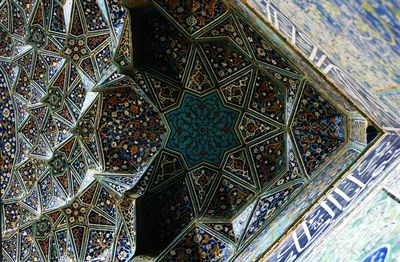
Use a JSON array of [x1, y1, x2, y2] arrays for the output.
[[0, 0, 378, 261]]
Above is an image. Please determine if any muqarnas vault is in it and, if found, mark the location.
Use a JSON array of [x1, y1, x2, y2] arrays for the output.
[[0, 0, 377, 261]]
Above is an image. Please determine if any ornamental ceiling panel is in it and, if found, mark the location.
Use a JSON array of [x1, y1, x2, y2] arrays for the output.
[[0, 0, 379, 261]]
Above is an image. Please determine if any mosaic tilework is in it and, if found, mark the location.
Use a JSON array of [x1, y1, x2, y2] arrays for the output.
[[1, 0, 152, 261], [153, 0, 228, 35], [189, 165, 220, 210], [292, 85, 346, 175], [0, 69, 16, 198], [0, 0, 373, 261], [201, 40, 250, 81], [200, 14, 251, 55], [224, 148, 255, 186], [145, 72, 183, 112], [243, 183, 302, 241], [240, 21, 298, 73], [220, 70, 253, 107], [99, 90, 166, 173], [130, 1, 374, 260], [250, 134, 287, 187], [166, 92, 240, 167], [239, 112, 278, 143], [141, 11, 191, 82], [303, 190, 400, 262], [137, 178, 196, 252], [149, 151, 185, 189], [186, 49, 216, 93], [250, 69, 286, 123], [206, 176, 256, 219], [263, 135, 400, 262], [159, 225, 234, 261]]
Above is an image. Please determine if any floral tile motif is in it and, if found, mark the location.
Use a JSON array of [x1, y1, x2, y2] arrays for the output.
[[149, 151, 185, 189], [166, 92, 240, 167], [204, 222, 238, 242], [99, 89, 166, 173], [137, 178, 195, 252], [189, 165, 220, 210], [224, 148, 255, 186], [201, 40, 250, 81], [206, 176, 256, 219], [239, 112, 278, 143], [240, 21, 299, 74], [154, 0, 228, 35], [0, 68, 16, 198], [243, 183, 302, 241], [220, 69, 253, 107], [249, 69, 286, 123], [250, 134, 287, 188], [141, 11, 191, 82], [1, 0, 149, 260], [185, 49, 216, 93], [199, 14, 250, 55], [292, 85, 346, 174], [159, 225, 234, 261], [145, 72, 183, 112]]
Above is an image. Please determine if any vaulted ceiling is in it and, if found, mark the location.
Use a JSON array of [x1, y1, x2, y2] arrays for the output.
[[0, 0, 378, 261]]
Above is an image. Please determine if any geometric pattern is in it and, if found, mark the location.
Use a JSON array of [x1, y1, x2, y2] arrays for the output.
[[166, 92, 240, 167], [153, 0, 228, 35], [0, 0, 355, 261], [99, 90, 166, 173], [159, 225, 235, 261], [1, 0, 146, 261], [127, 2, 348, 260], [292, 85, 346, 174]]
